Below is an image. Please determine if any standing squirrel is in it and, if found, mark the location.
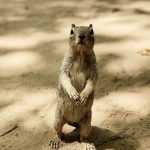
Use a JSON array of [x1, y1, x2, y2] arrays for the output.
[[50, 24, 98, 149]]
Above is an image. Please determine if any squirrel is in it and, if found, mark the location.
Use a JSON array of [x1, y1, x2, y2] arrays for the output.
[[50, 24, 98, 149]]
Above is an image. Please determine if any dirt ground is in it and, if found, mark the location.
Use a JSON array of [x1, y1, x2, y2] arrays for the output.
[[0, 0, 150, 149]]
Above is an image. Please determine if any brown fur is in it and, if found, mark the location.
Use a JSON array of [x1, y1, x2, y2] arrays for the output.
[[53, 24, 98, 142]]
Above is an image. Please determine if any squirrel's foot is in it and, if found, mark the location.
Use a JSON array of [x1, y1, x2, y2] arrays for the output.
[[81, 142, 96, 150], [49, 134, 64, 149], [79, 135, 96, 150]]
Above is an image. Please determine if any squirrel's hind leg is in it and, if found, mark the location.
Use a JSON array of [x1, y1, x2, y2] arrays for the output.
[[78, 110, 96, 150], [79, 110, 92, 142], [49, 106, 66, 149]]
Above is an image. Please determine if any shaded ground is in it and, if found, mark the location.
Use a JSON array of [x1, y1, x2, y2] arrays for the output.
[[0, 0, 150, 149]]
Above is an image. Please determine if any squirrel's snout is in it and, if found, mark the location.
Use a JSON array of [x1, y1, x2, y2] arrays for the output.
[[78, 35, 85, 40], [77, 35, 85, 44]]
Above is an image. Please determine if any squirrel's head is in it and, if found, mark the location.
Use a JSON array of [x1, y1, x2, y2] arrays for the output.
[[69, 24, 94, 54]]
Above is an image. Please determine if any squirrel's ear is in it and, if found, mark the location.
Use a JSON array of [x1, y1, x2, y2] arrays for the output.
[[89, 24, 93, 28], [71, 24, 75, 28]]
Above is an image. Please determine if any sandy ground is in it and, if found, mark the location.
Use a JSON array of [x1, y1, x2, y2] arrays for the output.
[[0, 0, 150, 149]]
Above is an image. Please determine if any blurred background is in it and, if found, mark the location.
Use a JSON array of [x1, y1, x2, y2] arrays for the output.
[[0, 0, 150, 149]]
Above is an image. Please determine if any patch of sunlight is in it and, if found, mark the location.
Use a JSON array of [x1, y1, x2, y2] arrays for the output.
[[37, 0, 78, 8], [83, 15, 140, 37], [103, 51, 150, 76], [0, 51, 45, 77], [95, 36, 150, 76], [13, 0, 25, 1], [21, 89, 56, 109], [0, 89, 21, 107], [82, 12, 150, 38], [0, 30, 66, 49], [95, 87, 150, 116], [92, 87, 150, 128], [0, 32, 49, 49], [0, 88, 56, 130], [95, 38, 150, 56], [138, 136, 150, 150], [92, 106, 107, 126], [22, 115, 46, 129], [126, 1, 150, 12], [3, 15, 27, 22]]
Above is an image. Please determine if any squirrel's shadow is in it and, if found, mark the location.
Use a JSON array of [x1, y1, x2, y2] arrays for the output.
[[62, 126, 138, 150]]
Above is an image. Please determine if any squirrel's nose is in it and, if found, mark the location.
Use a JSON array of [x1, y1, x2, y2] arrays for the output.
[[78, 35, 85, 39]]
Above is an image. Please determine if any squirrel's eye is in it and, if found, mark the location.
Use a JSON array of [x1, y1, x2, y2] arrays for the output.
[[90, 29, 94, 35], [70, 29, 74, 35]]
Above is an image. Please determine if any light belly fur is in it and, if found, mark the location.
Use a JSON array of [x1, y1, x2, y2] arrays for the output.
[[58, 72, 87, 122], [58, 57, 93, 122]]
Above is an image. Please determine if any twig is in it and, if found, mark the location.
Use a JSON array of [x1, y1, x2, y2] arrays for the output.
[[0, 124, 18, 137]]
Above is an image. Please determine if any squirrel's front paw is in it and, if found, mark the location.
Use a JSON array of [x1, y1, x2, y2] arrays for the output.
[[80, 91, 88, 104], [68, 87, 80, 100]]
